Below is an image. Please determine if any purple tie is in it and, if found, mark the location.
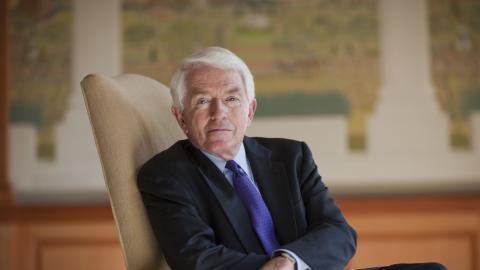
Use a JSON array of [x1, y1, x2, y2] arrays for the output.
[[225, 160, 280, 255]]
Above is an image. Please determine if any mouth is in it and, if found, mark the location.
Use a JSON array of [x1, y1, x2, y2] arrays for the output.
[[208, 128, 231, 133]]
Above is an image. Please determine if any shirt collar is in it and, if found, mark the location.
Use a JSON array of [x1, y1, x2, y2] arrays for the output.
[[200, 143, 249, 174]]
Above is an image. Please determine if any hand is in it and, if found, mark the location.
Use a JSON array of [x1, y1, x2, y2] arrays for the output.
[[258, 256, 295, 270]]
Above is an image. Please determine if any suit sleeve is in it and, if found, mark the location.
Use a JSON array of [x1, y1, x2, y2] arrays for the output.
[[281, 142, 357, 269], [138, 167, 269, 270]]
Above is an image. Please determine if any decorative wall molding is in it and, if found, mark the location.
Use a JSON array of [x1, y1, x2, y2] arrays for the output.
[[0, 0, 11, 210]]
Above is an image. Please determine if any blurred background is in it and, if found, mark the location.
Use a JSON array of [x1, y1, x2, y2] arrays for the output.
[[1, 0, 479, 269]]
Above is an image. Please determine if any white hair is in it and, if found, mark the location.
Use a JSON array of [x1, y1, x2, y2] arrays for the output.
[[170, 47, 255, 110]]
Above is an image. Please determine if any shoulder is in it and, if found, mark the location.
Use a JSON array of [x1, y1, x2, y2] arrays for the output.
[[137, 139, 195, 181], [245, 137, 310, 160], [246, 136, 306, 151]]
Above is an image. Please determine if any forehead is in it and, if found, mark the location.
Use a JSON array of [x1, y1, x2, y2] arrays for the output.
[[185, 65, 245, 94]]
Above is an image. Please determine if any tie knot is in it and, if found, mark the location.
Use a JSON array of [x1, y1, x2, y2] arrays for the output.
[[225, 160, 242, 173]]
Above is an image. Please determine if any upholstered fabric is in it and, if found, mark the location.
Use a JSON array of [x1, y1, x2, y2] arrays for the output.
[[81, 73, 184, 270]]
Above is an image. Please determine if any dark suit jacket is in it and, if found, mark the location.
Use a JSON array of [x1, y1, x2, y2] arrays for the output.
[[137, 137, 357, 270]]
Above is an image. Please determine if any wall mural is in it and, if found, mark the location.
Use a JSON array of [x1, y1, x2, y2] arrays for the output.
[[122, 0, 380, 151], [6, 0, 480, 201], [430, 0, 480, 149], [8, 0, 480, 162], [9, 0, 72, 159]]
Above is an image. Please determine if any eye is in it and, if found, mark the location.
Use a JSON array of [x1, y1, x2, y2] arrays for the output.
[[225, 96, 240, 102], [196, 97, 211, 105]]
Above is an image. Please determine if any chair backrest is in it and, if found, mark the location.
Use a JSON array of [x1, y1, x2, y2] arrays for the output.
[[81, 73, 184, 270]]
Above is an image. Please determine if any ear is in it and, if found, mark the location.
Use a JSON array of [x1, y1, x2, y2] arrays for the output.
[[247, 99, 257, 126], [171, 106, 188, 135]]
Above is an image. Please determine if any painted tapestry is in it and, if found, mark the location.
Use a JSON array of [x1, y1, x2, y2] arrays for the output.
[[9, 0, 72, 159], [430, 0, 480, 149], [123, 0, 380, 150]]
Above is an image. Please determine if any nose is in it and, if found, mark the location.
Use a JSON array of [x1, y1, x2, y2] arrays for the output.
[[210, 98, 228, 120]]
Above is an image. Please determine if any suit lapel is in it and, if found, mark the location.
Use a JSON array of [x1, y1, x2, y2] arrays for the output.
[[185, 142, 264, 254], [244, 137, 298, 245]]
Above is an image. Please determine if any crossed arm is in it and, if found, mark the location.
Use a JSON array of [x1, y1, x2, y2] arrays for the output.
[[137, 142, 356, 270]]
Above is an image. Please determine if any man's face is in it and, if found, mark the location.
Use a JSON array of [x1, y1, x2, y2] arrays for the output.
[[172, 65, 256, 160]]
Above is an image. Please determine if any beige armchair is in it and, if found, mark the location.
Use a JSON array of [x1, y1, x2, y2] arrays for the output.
[[80, 73, 447, 270], [81, 73, 184, 270]]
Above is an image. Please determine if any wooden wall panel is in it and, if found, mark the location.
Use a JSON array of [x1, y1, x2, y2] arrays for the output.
[[0, 224, 14, 270], [1, 197, 479, 270], [13, 221, 125, 270], [343, 198, 480, 270], [40, 241, 125, 270], [352, 234, 473, 269]]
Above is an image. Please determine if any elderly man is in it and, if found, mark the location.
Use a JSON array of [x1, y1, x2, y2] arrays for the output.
[[137, 47, 357, 270]]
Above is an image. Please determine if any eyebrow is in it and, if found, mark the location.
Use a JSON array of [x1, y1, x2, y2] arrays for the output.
[[189, 87, 242, 97], [225, 87, 242, 95]]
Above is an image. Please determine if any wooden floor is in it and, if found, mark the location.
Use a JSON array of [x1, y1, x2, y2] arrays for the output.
[[1, 196, 479, 270]]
